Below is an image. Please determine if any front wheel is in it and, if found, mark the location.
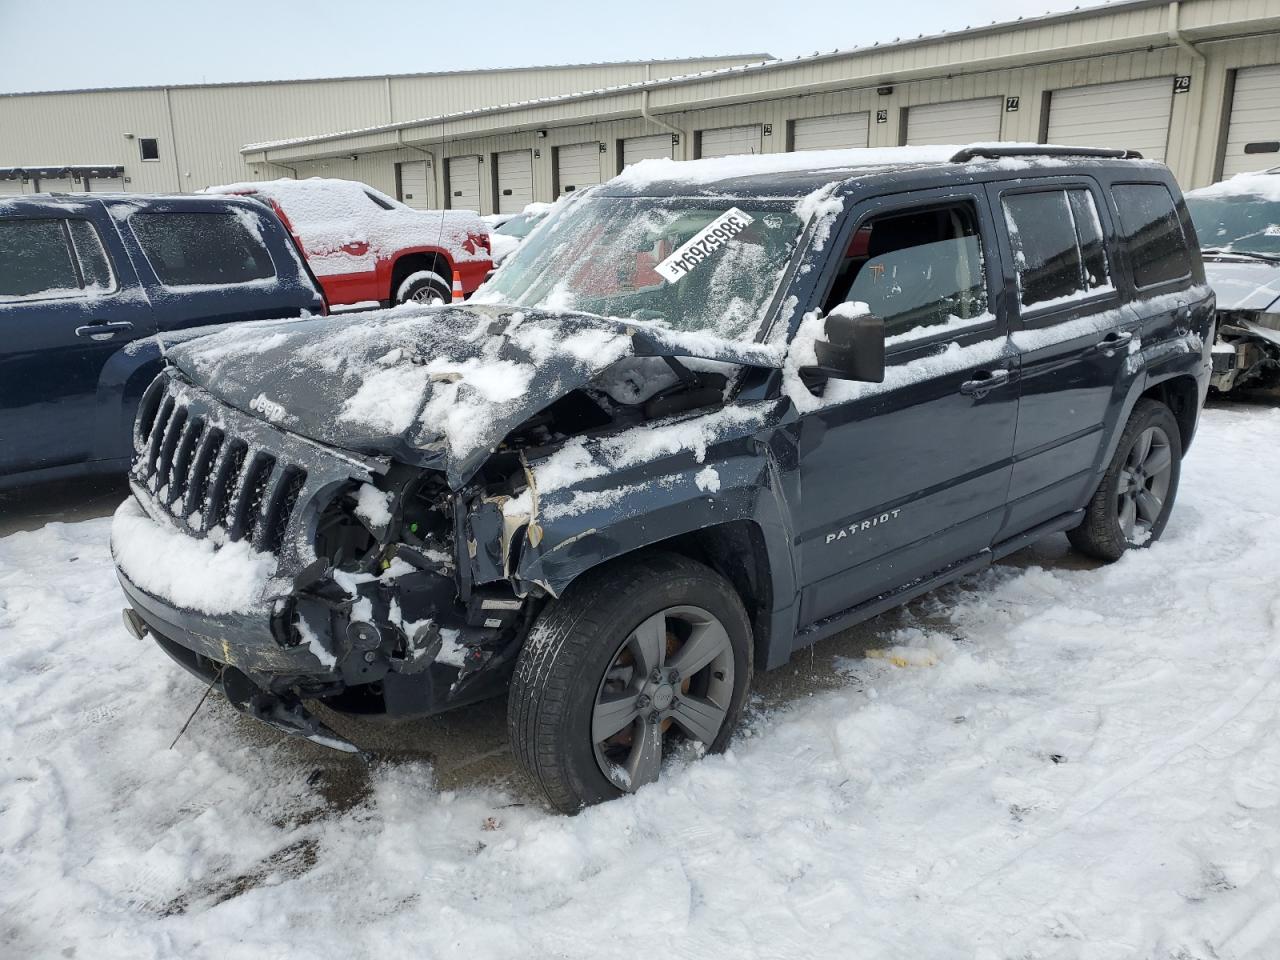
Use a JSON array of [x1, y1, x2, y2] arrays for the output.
[[508, 552, 753, 813], [1068, 398, 1182, 561]]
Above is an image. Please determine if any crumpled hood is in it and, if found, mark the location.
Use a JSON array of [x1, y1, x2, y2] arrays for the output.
[[1204, 260, 1280, 312], [164, 303, 784, 488]]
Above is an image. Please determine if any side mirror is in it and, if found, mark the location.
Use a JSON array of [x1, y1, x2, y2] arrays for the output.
[[806, 309, 886, 383]]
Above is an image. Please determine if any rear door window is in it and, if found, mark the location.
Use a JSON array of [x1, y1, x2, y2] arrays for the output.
[[1112, 183, 1192, 288], [0, 218, 117, 301], [131, 211, 275, 287], [1001, 188, 1112, 311]]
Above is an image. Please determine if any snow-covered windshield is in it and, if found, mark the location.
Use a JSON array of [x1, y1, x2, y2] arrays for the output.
[[474, 196, 804, 342], [1186, 192, 1280, 255]]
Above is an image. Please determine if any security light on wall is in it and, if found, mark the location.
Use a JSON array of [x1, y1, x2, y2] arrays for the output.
[[123, 133, 135, 139]]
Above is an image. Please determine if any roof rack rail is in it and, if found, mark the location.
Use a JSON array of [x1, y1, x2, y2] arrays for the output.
[[949, 145, 1144, 163]]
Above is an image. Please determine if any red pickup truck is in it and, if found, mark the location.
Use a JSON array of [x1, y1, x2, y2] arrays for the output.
[[205, 178, 493, 308]]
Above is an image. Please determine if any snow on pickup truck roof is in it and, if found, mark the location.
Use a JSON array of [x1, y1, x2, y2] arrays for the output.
[[203, 177, 490, 272]]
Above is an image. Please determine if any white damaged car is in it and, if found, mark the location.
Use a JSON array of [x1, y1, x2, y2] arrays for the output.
[[1186, 168, 1280, 393]]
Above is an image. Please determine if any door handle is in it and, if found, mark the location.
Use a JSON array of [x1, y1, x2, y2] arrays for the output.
[[75, 320, 134, 341], [1095, 330, 1134, 355], [959, 368, 1011, 397]]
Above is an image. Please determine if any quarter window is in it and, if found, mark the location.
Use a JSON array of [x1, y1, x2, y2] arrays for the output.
[[131, 212, 275, 287], [1113, 183, 1192, 288], [67, 219, 116, 292], [1002, 188, 1112, 311], [0, 218, 117, 301], [827, 201, 990, 342]]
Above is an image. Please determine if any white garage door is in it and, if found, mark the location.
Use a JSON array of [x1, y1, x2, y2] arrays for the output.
[[1221, 64, 1280, 178], [622, 134, 674, 168], [0, 180, 23, 197], [495, 149, 534, 214], [446, 156, 481, 211], [792, 113, 871, 151], [699, 124, 762, 158], [556, 143, 601, 195], [399, 160, 430, 210], [906, 97, 1003, 145], [88, 177, 124, 192], [1047, 77, 1174, 162]]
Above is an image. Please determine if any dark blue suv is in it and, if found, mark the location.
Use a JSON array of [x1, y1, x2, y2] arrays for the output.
[[113, 146, 1214, 812], [0, 194, 325, 490]]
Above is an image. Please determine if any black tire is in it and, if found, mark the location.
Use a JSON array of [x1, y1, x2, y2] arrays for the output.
[[508, 552, 753, 813], [394, 270, 451, 305], [1068, 398, 1183, 562]]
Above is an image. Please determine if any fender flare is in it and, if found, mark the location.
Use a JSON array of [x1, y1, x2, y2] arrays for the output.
[[510, 447, 799, 667]]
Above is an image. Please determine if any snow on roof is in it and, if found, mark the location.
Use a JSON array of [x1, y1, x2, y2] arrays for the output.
[[241, 0, 1139, 156], [1187, 169, 1280, 202], [610, 146, 964, 189]]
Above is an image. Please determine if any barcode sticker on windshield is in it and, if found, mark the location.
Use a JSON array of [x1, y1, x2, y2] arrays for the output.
[[655, 207, 755, 283]]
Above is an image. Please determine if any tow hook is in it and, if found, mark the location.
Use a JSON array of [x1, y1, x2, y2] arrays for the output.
[[121, 607, 149, 641]]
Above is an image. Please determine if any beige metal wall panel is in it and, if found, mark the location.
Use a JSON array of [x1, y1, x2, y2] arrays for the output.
[[169, 79, 390, 190], [0, 88, 174, 193], [1046, 77, 1175, 161], [386, 56, 765, 124], [0, 56, 764, 198], [1221, 62, 1280, 177]]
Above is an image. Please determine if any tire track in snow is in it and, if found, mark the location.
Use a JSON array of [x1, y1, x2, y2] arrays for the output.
[[947, 596, 1280, 904]]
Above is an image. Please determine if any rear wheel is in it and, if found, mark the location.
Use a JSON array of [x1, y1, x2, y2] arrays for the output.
[[1068, 398, 1182, 561], [394, 270, 450, 305], [508, 552, 752, 812]]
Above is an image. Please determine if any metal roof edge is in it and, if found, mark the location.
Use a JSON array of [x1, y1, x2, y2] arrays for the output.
[[241, 0, 1188, 156], [0, 53, 773, 99]]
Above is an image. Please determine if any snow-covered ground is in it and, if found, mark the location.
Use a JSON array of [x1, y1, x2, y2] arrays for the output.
[[4, 404, 1280, 959]]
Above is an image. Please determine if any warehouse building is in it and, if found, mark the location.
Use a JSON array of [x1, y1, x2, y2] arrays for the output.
[[4, 0, 1280, 209], [0, 54, 767, 195]]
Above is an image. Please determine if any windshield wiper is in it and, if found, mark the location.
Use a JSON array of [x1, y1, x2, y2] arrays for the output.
[[1201, 247, 1280, 264]]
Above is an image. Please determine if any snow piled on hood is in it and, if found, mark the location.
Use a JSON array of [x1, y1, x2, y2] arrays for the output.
[[203, 177, 490, 276], [165, 304, 784, 486]]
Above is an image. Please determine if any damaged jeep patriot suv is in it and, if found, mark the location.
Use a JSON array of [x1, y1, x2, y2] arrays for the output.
[[114, 144, 1213, 811]]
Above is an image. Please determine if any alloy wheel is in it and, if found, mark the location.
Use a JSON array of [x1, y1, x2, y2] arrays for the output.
[[592, 605, 735, 791], [1117, 425, 1173, 544]]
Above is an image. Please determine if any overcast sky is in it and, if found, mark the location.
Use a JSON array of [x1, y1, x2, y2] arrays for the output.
[[0, 0, 1114, 93]]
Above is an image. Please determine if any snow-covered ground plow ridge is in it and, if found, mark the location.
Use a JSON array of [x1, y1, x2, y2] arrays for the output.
[[4, 405, 1280, 959]]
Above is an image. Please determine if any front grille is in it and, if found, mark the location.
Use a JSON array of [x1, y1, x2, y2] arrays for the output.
[[132, 376, 322, 557]]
